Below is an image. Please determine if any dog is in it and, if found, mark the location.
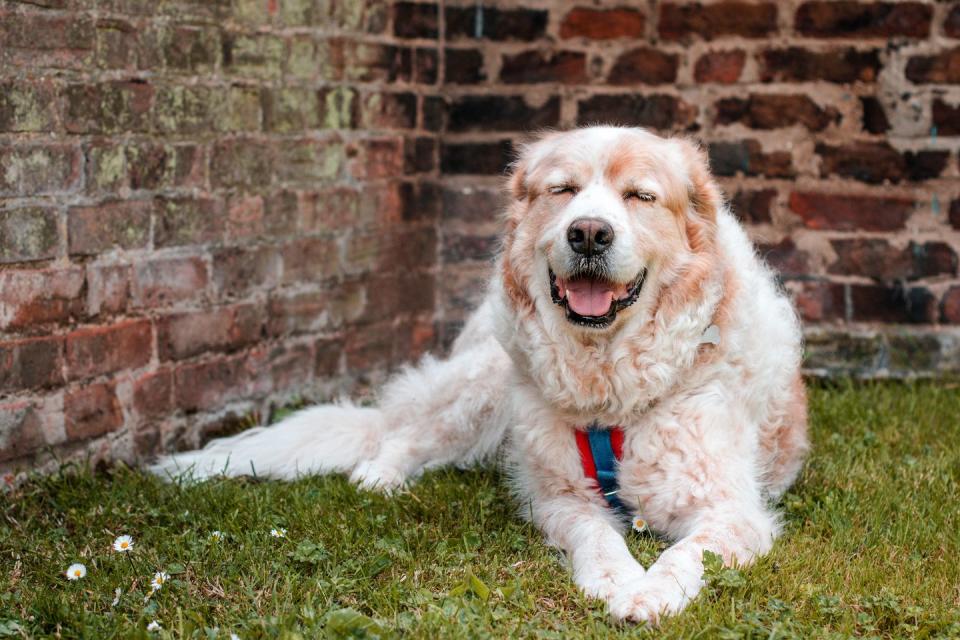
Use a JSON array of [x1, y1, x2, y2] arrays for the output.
[[152, 126, 808, 624]]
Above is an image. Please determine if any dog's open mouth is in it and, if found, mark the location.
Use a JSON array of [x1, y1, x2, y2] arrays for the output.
[[549, 268, 646, 328]]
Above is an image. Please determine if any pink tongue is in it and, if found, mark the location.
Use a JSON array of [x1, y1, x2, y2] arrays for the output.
[[565, 279, 615, 316]]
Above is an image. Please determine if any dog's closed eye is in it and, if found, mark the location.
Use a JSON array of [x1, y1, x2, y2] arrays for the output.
[[624, 190, 656, 203], [549, 185, 579, 196]]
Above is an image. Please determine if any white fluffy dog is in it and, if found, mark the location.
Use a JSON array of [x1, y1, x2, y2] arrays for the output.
[[152, 126, 808, 623]]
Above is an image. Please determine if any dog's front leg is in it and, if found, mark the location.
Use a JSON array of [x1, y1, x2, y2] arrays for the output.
[[607, 500, 777, 624]]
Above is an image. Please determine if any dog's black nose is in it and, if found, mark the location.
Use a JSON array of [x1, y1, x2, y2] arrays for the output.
[[567, 218, 614, 256]]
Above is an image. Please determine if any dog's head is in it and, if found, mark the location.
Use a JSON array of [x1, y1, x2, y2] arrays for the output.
[[500, 126, 722, 334]]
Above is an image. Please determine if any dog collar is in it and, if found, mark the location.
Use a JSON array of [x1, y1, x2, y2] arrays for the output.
[[575, 424, 627, 513]]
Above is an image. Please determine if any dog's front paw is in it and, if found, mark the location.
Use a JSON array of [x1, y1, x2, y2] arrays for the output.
[[606, 572, 694, 625], [349, 461, 407, 493], [575, 561, 646, 604]]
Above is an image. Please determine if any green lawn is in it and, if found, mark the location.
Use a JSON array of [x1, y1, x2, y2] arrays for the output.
[[2, 381, 959, 639]]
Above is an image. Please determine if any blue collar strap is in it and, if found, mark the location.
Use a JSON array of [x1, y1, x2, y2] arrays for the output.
[[576, 425, 627, 513]]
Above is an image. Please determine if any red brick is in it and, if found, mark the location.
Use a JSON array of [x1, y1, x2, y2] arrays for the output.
[[174, 351, 260, 412], [950, 199, 960, 230], [414, 47, 438, 84], [660, 2, 777, 41], [404, 136, 437, 174], [440, 140, 513, 175], [789, 192, 913, 231], [445, 48, 485, 84], [127, 143, 205, 190], [708, 140, 794, 178], [65, 382, 123, 440], [67, 200, 152, 255], [757, 238, 809, 279], [860, 96, 890, 134], [446, 6, 547, 41], [715, 94, 838, 131], [850, 284, 935, 324], [359, 91, 417, 130], [315, 336, 342, 377], [694, 50, 745, 84], [154, 197, 225, 248], [269, 342, 314, 392], [347, 138, 404, 180], [281, 237, 340, 285], [157, 304, 265, 361], [133, 369, 173, 419], [829, 239, 957, 282], [560, 8, 646, 40], [0, 80, 58, 132], [0, 399, 47, 463], [792, 281, 846, 323], [608, 48, 678, 85], [942, 287, 960, 324], [500, 51, 587, 84], [211, 138, 274, 188], [66, 319, 152, 380], [212, 246, 282, 297], [760, 48, 881, 83], [577, 94, 697, 131], [0, 267, 85, 330], [730, 189, 776, 225], [795, 2, 931, 38], [0, 206, 59, 264], [1, 10, 94, 68], [0, 336, 64, 392], [817, 142, 949, 184], [906, 48, 960, 84], [86, 263, 131, 316], [447, 96, 559, 132], [64, 82, 154, 133], [932, 100, 960, 136], [133, 256, 208, 308], [267, 282, 366, 337]]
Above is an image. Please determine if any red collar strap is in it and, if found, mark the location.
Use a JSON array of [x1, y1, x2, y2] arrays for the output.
[[575, 426, 626, 511]]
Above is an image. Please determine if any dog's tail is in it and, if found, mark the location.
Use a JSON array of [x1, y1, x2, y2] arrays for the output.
[[148, 402, 384, 481]]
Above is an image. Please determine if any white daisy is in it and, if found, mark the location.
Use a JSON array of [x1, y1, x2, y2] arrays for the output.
[[230, 634, 241, 640], [150, 571, 169, 592], [147, 620, 162, 632], [209, 530, 224, 542], [65, 563, 87, 580], [113, 534, 134, 553], [270, 528, 287, 538], [631, 516, 648, 533]]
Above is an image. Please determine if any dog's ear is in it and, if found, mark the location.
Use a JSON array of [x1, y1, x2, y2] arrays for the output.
[[507, 161, 527, 201], [673, 137, 722, 224]]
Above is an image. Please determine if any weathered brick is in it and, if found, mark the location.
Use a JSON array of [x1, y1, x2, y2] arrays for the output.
[[0, 399, 47, 463], [159, 23, 219, 72], [860, 96, 890, 133], [803, 330, 884, 371], [715, 94, 838, 131], [0, 207, 59, 264], [0, 267, 85, 330], [94, 18, 139, 70], [64, 82, 153, 133], [339, 41, 410, 83], [127, 143, 205, 190], [760, 48, 881, 83], [757, 238, 809, 279], [86, 263, 131, 317], [85, 141, 127, 193], [829, 239, 958, 282], [404, 137, 437, 174], [359, 92, 417, 130], [816, 142, 949, 183], [445, 48, 485, 84], [222, 33, 284, 80], [792, 281, 846, 323], [789, 191, 912, 231], [263, 87, 321, 132], [65, 382, 123, 440], [347, 138, 404, 180], [694, 50, 745, 84], [281, 237, 340, 284], [268, 342, 315, 392], [275, 139, 346, 184], [0, 144, 82, 196], [447, 96, 559, 132], [608, 48, 678, 85], [947, 5, 960, 38], [577, 94, 697, 130], [134, 369, 173, 419], [133, 256, 208, 308], [446, 6, 547, 41], [0, 10, 94, 67], [942, 287, 960, 324], [319, 86, 360, 129], [951, 199, 960, 230], [268, 283, 366, 336], [153, 85, 218, 134], [500, 51, 587, 84], [850, 284, 935, 324], [560, 8, 646, 40], [906, 48, 960, 84], [441, 140, 513, 175], [174, 350, 263, 412], [423, 95, 446, 131], [730, 189, 775, 225], [66, 319, 152, 381], [212, 246, 282, 297], [414, 47, 438, 83], [443, 233, 498, 263], [0, 337, 64, 393], [157, 303, 264, 361], [0, 81, 58, 132], [708, 140, 794, 178], [796, 2, 932, 38], [67, 200, 151, 255], [932, 99, 960, 136], [660, 2, 777, 40], [211, 138, 274, 188], [393, 2, 438, 38], [154, 197, 224, 248]]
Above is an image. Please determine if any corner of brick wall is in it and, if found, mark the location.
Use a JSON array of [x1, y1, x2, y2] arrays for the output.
[[2, 0, 960, 475]]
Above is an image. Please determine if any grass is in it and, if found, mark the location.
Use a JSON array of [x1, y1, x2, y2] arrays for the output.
[[2, 381, 959, 639]]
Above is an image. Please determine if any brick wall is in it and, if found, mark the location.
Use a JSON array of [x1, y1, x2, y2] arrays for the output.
[[2, 0, 959, 474], [0, 0, 442, 472], [429, 0, 960, 378]]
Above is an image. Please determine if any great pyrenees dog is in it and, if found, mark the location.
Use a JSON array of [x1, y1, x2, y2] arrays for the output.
[[153, 126, 808, 623]]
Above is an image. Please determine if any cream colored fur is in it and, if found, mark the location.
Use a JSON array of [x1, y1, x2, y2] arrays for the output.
[[151, 126, 808, 624]]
